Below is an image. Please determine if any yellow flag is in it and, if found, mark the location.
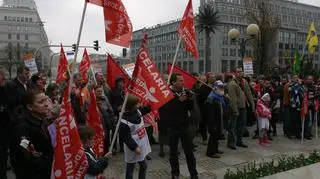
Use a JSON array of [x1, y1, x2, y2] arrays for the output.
[[307, 21, 318, 54]]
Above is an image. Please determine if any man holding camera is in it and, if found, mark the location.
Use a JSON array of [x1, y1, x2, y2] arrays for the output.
[[163, 73, 198, 179]]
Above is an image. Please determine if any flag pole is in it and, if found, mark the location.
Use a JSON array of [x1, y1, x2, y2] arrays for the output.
[[167, 37, 182, 84], [109, 92, 129, 152], [316, 111, 318, 139], [90, 66, 97, 85], [68, 1, 88, 98], [301, 115, 305, 144]]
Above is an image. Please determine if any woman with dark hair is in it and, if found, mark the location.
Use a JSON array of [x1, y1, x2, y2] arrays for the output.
[[9, 89, 53, 179], [45, 83, 60, 105]]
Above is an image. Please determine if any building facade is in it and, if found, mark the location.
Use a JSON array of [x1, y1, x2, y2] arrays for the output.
[[0, 0, 51, 77], [130, 0, 320, 74]]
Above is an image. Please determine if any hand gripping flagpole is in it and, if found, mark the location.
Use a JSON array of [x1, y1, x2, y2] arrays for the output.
[[68, 0, 88, 98], [167, 37, 182, 84], [109, 92, 129, 152]]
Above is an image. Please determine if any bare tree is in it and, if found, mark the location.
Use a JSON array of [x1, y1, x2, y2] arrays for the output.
[[243, 0, 281, 74], [0, 43, 35, 79]]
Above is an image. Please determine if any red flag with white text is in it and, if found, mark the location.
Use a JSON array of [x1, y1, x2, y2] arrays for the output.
[[178, 0, 198, 59], [106, 54, 130, 89], [129, 48, 174, 110], [79, 48, 91, 81], [87, 90, 105, 156], [167, 63, 197, 89], [51, 88, 88, 179], [56, 45, 69, 84], [103, 0, 132, 47], [87, 0, 132, 47]]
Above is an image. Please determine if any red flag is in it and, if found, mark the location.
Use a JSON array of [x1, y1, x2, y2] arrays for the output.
[[87, 90, 105, 156], [106, 54, 130, 89], [103, 0, 132, 47], [129, 47, 174, 110], [56, 45, 69, 84], [178, 0, 198, 59], [79, 48, 91, 81], [52, 88, 88, 179], [301, 92, 308, 117], [167, 64, 197, 89], [86, 0, 103, 6]]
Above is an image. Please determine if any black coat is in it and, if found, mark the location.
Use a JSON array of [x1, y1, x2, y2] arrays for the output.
[[6, 78, 27, 112], [161, 92, 193, 130], [10, 107, 53, 179], [85, 148, 109, 176], [108, 88, 125, 115], [70, 92, 87, 125]]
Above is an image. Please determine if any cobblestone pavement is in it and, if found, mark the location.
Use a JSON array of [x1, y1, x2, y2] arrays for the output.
[[7, 124, 320, 179]]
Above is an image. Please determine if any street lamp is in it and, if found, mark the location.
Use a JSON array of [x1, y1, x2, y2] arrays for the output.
[[228, 24, 259, 59]]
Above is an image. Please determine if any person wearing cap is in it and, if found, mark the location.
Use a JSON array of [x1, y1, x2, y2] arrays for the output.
[[119, 94, 151, 179], [256, 93, 272, 147], [204, 80, 227, 158]]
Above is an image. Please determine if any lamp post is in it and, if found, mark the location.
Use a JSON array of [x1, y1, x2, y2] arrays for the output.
[[228, 24, 259, 61]]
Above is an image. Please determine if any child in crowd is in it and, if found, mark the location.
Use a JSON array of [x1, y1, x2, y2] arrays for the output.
[[256, 93, 272, 147], [119, 94, 152, 179], [78, 126, 112, 179]]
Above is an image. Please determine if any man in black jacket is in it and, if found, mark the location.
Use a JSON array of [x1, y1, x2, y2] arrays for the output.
[[164, 74, 198, 179], [0, 72, 10, 179], [6, 66, 30, 112]]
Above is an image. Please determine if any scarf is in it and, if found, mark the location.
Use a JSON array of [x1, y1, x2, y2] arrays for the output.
[[207, 91, 227, 108]]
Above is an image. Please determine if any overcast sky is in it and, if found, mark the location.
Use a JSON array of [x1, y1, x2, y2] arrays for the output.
[[5, 0, 320, 57]]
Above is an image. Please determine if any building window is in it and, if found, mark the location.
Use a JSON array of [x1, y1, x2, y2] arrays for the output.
[[4, 16, 7, 21], [17, 17, 20, 22], [222, 48, 228, 56], [17, 34, 20, 40], [29, 18, 32, 22], [230, 49, 237, 56], [221, 60, 228, 72], [25, 35, 28, 40], [8, 34, 12, 40], [26, 18, 28, 22], [25, 43, 29, 49], [21, 17, 24, 22]]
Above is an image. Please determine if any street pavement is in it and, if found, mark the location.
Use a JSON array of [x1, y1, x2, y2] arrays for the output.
[[7, 124, 320, 179]]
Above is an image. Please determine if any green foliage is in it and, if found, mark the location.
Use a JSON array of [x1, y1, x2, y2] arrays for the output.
[[224, 151, 320, 179]]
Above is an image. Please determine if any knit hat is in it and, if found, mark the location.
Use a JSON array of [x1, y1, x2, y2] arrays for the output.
[[126, 94, 139, 109], [261, 93, 270, 102], [214, 80, 225, 87]]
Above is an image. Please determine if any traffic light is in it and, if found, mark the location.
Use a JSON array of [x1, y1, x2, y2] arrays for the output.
[[93, 40, 99, 51], [72, 44, 77, 52]]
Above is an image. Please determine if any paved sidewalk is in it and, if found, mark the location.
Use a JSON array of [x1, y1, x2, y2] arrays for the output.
[[103, 124, 320, 179], [7, 124, 320, 179]]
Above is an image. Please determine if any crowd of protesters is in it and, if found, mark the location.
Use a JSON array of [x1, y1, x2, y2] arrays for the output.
[[0, 65, 320, 179]]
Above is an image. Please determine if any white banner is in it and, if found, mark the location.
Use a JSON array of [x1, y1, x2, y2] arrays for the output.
[[243, 56, 253, 75], [122, 63, 135, 77], [24, 58, 38, 75]]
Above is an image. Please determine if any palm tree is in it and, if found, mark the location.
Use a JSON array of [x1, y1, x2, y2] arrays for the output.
[[197, 3, 220, 73]]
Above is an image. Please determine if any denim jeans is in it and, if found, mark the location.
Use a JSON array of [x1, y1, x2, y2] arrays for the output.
[[126, 160, 147, 179]]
